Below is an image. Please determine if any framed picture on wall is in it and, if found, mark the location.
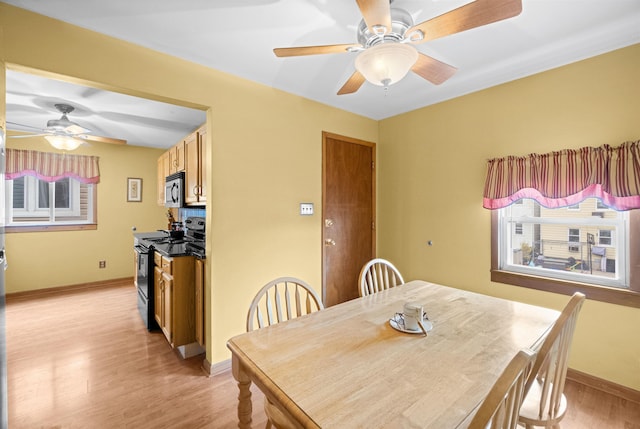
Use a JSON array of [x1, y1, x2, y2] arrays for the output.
[[127, 177, 143, 202]]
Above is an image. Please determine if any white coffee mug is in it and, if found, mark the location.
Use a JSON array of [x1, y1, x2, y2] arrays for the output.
[[403, 302, 423, 331]]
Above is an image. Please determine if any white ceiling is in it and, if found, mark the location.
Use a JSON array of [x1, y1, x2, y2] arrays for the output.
[[3, 0, 640, 149], [6, 70, 207, 149]]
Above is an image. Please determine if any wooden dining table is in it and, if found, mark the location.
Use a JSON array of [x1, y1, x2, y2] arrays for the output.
[[227, 280, 560, 428]]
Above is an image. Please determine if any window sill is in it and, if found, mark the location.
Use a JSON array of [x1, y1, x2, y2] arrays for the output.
[[491, 269, 640, 308], [5, 224, 97, 233]]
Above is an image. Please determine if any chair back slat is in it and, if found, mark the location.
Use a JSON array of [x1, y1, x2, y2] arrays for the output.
[[282, 282, 292, 320], [255, 306, 264, 329], [295, 285, 309, 317], [468, 348, 537, 429], [274, 284, 284, 324], [247, 277, 324, 332], [359, 258, 405, 297]]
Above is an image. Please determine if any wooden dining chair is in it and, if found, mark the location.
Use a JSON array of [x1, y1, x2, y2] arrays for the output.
[[246, 277, 324, 429], [468, 348, 537, 429], [358, 258, 405, 297], [518, 292, 586, 429]]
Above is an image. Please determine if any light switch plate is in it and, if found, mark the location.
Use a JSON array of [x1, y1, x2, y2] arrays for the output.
[[300, 203, 314, 216]]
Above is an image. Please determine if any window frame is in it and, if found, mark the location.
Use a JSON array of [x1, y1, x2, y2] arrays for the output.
[[5, 176, 98, 233], [491, 210, 640, 308]]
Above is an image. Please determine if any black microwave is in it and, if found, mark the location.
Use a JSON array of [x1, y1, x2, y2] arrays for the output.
[[165, 172, 184, 208]]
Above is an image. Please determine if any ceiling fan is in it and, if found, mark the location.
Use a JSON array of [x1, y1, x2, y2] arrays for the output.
[[7, 103, 127, 150], [274, 0, 522, 95]]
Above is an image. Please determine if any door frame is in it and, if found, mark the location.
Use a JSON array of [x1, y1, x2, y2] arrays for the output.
[[321, 131, 376, 305]]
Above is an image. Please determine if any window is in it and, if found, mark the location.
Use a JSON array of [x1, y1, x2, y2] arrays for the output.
[[491, 198, 640, 307], [567, 228, 580, 252], [599, 229, 612, 246], [5, 176, 96, 231], [485, 140, 640, 307]]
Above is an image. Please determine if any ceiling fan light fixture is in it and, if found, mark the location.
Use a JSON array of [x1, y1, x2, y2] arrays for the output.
[[45, 135, 83, 151], [355, 43, 418, 88]]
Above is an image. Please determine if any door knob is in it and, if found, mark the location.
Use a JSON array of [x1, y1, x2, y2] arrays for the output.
[[324, 219, 334, 227], [324, 238, 336, 246]]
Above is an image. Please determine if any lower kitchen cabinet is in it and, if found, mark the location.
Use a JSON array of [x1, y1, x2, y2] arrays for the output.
[[154, 253, 196, 348], [195, 258, 205, 347], [154, 266, 163, 330]]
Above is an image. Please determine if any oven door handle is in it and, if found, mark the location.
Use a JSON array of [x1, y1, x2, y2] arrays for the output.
[[134, 245, 149, 270]]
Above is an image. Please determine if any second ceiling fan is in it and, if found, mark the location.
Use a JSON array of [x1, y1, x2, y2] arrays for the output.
[[8, 103, 127, 151], [274, 0, 523, 95]]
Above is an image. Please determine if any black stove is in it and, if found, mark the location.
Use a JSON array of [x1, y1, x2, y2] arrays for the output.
[[138, 217, 206, 258]]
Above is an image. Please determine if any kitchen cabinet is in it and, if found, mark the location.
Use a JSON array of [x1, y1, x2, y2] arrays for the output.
[[153, 265, 165, 334], [153, 253, 196, 348], [157, 151, 170, 205], [194, 258, 205, 347], [185, 125, 207, 205], [169, 140, 185, 174], [157, 124, 206, 207]]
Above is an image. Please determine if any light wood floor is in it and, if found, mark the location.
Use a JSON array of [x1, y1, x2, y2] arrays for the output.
[[6, 283, 640, 428]]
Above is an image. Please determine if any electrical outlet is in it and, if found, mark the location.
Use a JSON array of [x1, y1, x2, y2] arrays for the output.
[[99, 260, 106, 269], [300, 203, 314, 216]]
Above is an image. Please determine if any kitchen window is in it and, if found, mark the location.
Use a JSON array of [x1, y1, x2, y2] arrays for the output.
[[5, 176, 95, 229], [4, 149, 99, 232]]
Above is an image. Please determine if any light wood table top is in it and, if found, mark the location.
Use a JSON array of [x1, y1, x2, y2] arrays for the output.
[[227, 280, 560, 428]]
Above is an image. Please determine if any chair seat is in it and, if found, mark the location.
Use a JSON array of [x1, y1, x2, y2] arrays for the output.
[[518, 379, 568, 427]]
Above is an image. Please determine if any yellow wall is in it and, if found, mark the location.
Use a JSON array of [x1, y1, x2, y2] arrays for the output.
[[0, 4, 378, 365], [379, 44, 640, 390], [4, 134, 166, 292]]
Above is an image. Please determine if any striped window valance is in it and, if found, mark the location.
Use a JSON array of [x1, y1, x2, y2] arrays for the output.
[[483, 140, 640, 210], [5, 149, 100, 184]]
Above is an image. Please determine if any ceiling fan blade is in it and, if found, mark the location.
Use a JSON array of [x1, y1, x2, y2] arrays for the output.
[[77, 134, 127, 145], [411, 53, 458, 85], [356, 0, 392, 34], [338, 70, 366, 95], [274, 44, 362, 57], [6, 121, 46, 132], [8, 133, 49, 139], [407, 0, 522, 44]]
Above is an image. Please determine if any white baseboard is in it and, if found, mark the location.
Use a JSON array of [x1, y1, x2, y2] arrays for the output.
[[176, 342, 205, 359], [202, 358, 231, 377]]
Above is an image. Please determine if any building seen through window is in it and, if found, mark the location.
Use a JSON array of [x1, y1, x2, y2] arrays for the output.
[[498, 197, 625, 289]]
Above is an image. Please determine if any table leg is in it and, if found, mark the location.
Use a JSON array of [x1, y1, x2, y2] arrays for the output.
[[231, 354, 253, 429]]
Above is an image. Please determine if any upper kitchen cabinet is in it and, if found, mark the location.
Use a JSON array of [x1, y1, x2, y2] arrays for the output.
[[157, 151, 170, 205], [157, 124, 206, 207], [170, 140, 186, 174], [185, 125, 207, 205]]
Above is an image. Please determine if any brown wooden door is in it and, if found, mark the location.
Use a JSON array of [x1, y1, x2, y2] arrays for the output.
[[322, 132, 375, 307]]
